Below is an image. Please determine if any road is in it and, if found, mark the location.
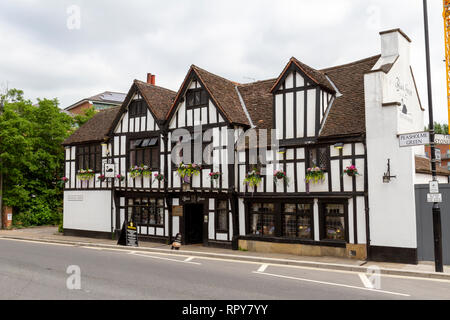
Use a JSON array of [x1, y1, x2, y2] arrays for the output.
[[1, 238, 450, 300]]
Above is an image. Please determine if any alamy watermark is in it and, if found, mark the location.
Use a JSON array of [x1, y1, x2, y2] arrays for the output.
[[66, 5, 81, 30], [66, 265, 81, 290]]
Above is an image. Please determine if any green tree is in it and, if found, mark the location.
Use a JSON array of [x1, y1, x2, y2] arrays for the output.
[[73, 106, 96, 127], [0, 89, 74, 227], [424, 122, 449, 135]]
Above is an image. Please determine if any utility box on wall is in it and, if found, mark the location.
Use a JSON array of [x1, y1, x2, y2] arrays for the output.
[[2, 206, 13, 229]]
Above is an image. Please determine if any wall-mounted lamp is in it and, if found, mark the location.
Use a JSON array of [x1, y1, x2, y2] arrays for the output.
[[278, 148, 287, 154], [383, 159, 397, 183], [334, 143, 344, 150], [101, 142, 110, 157]]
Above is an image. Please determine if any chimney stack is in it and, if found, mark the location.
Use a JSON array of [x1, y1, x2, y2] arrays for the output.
[[147, 73, 156, 85]]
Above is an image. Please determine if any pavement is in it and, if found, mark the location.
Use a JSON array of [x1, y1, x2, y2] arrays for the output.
[[1, 226, 450, 281]]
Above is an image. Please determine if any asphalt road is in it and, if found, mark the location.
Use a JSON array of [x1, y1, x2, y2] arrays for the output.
[[1, 238, 450, 300]]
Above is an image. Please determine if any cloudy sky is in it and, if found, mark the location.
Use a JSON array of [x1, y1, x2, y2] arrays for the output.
[[0, 0, 447, 123]]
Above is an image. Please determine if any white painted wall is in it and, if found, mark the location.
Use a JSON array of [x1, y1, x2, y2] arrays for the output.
[[63, 191, 112, 233], [365, 30, 424, 250]]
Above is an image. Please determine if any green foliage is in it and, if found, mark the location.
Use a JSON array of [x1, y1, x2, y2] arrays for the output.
[[73, 107, 96, 127], [0, 89, 74, 227], [425, 122, 449, 135]]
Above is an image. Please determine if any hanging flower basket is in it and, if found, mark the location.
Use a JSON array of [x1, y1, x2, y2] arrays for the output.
[[154, 173, 165, 184], [343, 165, 359, 177], [77, 169, 95, 181], [177, 163, 201, 184], [129, 166, 143, 179], [209, 171, 222, 187], [59, 177, 69, 187], [305, 166, 325, 184], [244, 169, 262, 189], [116, 174, 125, 182], [98, 175, 106, 182], [274, 170, 289, 186], [141, 165, 152, 177]]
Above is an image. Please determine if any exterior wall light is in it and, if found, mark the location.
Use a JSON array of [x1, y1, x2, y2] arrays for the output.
[[334, 143, 344, 150], [278, 148, 287, 154]]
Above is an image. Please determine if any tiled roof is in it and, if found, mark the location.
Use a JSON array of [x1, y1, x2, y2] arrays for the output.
[[415, 156, 450, 176], [192, 65, 250, 126], [319, 55, 381, 138], [134, 80, 177, 120], [237, 79, 277, 130], [62, 107, 121, 146]]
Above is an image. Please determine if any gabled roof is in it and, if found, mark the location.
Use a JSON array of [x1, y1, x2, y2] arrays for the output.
[[108, 80, 177, 135], [167, 65, 251, 126], [62, 107, 120, 146], [319, 55, 381, 138], [270, 57, 336, 94]]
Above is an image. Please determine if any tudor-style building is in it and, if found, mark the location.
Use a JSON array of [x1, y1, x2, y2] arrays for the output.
[[62, 29, 447, 264]]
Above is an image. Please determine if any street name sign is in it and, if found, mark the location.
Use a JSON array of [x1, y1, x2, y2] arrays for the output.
[[427, 193, 443, 203], [435, 134, 450, 145], [399, 132, 430, 148]]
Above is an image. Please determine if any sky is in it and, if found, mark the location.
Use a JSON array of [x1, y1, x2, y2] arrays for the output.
[[0, 0, 447, 124]]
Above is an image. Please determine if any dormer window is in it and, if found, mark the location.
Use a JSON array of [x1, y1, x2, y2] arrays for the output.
[[129, 99, 147, 118], [186, 89, 208, 108]]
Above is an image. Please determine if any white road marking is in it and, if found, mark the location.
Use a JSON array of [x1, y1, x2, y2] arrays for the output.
[[2, 238, 449, 285], [359, 273, 375, 289], [253, 271, 410, 297], [131, 253, 201, 265], [184, 257, 195, 262], [257, 264, 269, 273], [0, 238, 75, 247]]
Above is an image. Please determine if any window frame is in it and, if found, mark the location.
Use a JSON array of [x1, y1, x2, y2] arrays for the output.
[[75, 143, 102, 173], [281, 202, 314, 240], [318, 199, 349, 243], [306, 146, 330, 172], [126, 196, 165, 228], [128, 137, 160, 171], [128, 99, 147, 118], [247, 202, 277, 238], [185, 88, 209, 109], [215, 199, 229, 233]]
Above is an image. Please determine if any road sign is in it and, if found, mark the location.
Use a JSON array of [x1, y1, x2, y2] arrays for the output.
[[399, 132, 430, 147], [427, 193, 443, 203], [430, 181, 440, 194], [435, 134, 450, 145]]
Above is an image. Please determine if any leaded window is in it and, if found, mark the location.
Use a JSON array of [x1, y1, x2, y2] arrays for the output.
[[282, 203, 313, 240], [129, 138, 160, 170], [186, 89, 208, 108], [127, 197, 164, 227], [321, 203, 346, 242], [249, 203, 276, 237], [128, 99, 147, 118], [307, 147, 329, 171], [76, 144, 102, 172], [215, 200, 228, 233]]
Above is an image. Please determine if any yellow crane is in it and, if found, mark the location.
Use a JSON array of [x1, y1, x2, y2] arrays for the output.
[[444, 1, 450, 132]]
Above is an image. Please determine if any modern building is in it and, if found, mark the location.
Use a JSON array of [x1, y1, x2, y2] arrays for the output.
[[425, 144, 450, 171], [62, 29, 449, 264], [64, 91, 127, 115]]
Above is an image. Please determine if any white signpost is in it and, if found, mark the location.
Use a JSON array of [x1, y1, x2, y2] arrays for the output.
[[399, 132, 430, 148]]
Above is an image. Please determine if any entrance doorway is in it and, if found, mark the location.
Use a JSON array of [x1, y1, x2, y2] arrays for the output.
[[183, 204, 205, 245]]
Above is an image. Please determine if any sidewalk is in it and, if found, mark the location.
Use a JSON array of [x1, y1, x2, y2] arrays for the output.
[[1, 226, 449, 280]]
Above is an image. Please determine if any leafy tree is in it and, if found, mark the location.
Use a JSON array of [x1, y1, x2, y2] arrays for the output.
[[73, 106, 96, 127], [425, 122, 449, 135], [0, 89, 74, 227]]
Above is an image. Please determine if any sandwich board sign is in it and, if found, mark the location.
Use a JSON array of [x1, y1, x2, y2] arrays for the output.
[[117, 220, 139, 247], [399, 132, 430, 148]]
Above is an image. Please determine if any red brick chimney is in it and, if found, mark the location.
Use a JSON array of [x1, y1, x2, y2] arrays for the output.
[[147, 73, 156, 85]]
